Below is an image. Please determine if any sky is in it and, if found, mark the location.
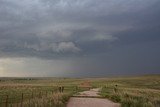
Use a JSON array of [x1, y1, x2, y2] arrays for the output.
[[0, 0, 160, 77]]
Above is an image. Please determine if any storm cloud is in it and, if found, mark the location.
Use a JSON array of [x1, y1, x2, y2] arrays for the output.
[[0, 0, 160, 77]]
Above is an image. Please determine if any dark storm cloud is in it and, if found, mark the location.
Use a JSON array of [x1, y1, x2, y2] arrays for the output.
[[0, 0, 160, 76], [0, 0, 159, 58]]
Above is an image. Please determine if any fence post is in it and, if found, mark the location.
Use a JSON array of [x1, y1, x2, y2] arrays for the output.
[[32, 92, 33, 98], [46, 91, 47, 97], [75, 86, 78, 92], [59, 86, 61, 93], [5, 95, 8, 107], [62, 86, 64, 93], [39, 92, 41, 98], [21, 93, 23, 107]]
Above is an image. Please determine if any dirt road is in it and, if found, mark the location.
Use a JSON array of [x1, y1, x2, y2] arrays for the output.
[[67, 88, 120, 107]]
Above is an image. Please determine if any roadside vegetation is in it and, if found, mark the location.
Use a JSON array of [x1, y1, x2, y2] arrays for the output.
[[0, 78, 84, 107], [94, 75, 160, 107]]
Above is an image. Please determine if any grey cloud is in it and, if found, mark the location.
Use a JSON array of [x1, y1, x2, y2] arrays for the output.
[[54, 42, 81, 53], [0, 0, 160, 76], [0, 0, 160, 57], [24, 41, 80, 53]]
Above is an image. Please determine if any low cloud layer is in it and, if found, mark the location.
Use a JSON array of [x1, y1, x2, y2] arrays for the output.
[[0, 0, 160, 77]]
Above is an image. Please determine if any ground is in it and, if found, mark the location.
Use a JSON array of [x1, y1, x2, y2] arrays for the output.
[[67, 88, 120, 107]]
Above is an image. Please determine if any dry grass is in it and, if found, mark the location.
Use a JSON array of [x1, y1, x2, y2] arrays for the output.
[[0, 78, 83, 107], [6, 92, 71, 107], [98, 75, 160, 107], [0, 75, 160, 107]]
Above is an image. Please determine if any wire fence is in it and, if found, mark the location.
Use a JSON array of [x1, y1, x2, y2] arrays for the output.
[[0, 86, 76, 107]]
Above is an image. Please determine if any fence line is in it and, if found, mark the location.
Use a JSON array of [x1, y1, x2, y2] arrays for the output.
[[0, 86, 75, 107]]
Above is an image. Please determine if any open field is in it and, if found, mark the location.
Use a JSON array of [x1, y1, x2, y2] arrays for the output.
[[92, 75, 160, 107], [0, 78, 86, 107], [0, 75, 160, 107]]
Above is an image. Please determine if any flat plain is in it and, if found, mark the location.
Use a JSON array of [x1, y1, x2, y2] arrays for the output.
[[0, 75, 159, 107]]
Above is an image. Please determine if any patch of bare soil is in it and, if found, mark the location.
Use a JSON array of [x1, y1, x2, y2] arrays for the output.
[[67, 88, 120, 107]]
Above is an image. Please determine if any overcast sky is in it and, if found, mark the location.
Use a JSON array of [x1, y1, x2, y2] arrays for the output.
[[0, 0, 160, 77]]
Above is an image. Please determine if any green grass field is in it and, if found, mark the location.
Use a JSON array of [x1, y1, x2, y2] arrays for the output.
[[0, 75, 160, 107]]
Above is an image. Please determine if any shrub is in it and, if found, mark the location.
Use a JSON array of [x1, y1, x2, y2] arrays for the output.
[[110, 94, 121, 102]]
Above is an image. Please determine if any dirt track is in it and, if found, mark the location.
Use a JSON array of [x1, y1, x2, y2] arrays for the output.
[[67, 88, 120, 107]]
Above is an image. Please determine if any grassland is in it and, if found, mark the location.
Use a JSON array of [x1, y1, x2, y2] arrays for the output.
[[91, 75, 160, 107], [0, 75, 160, 107], [0, 77, 85, 107]]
